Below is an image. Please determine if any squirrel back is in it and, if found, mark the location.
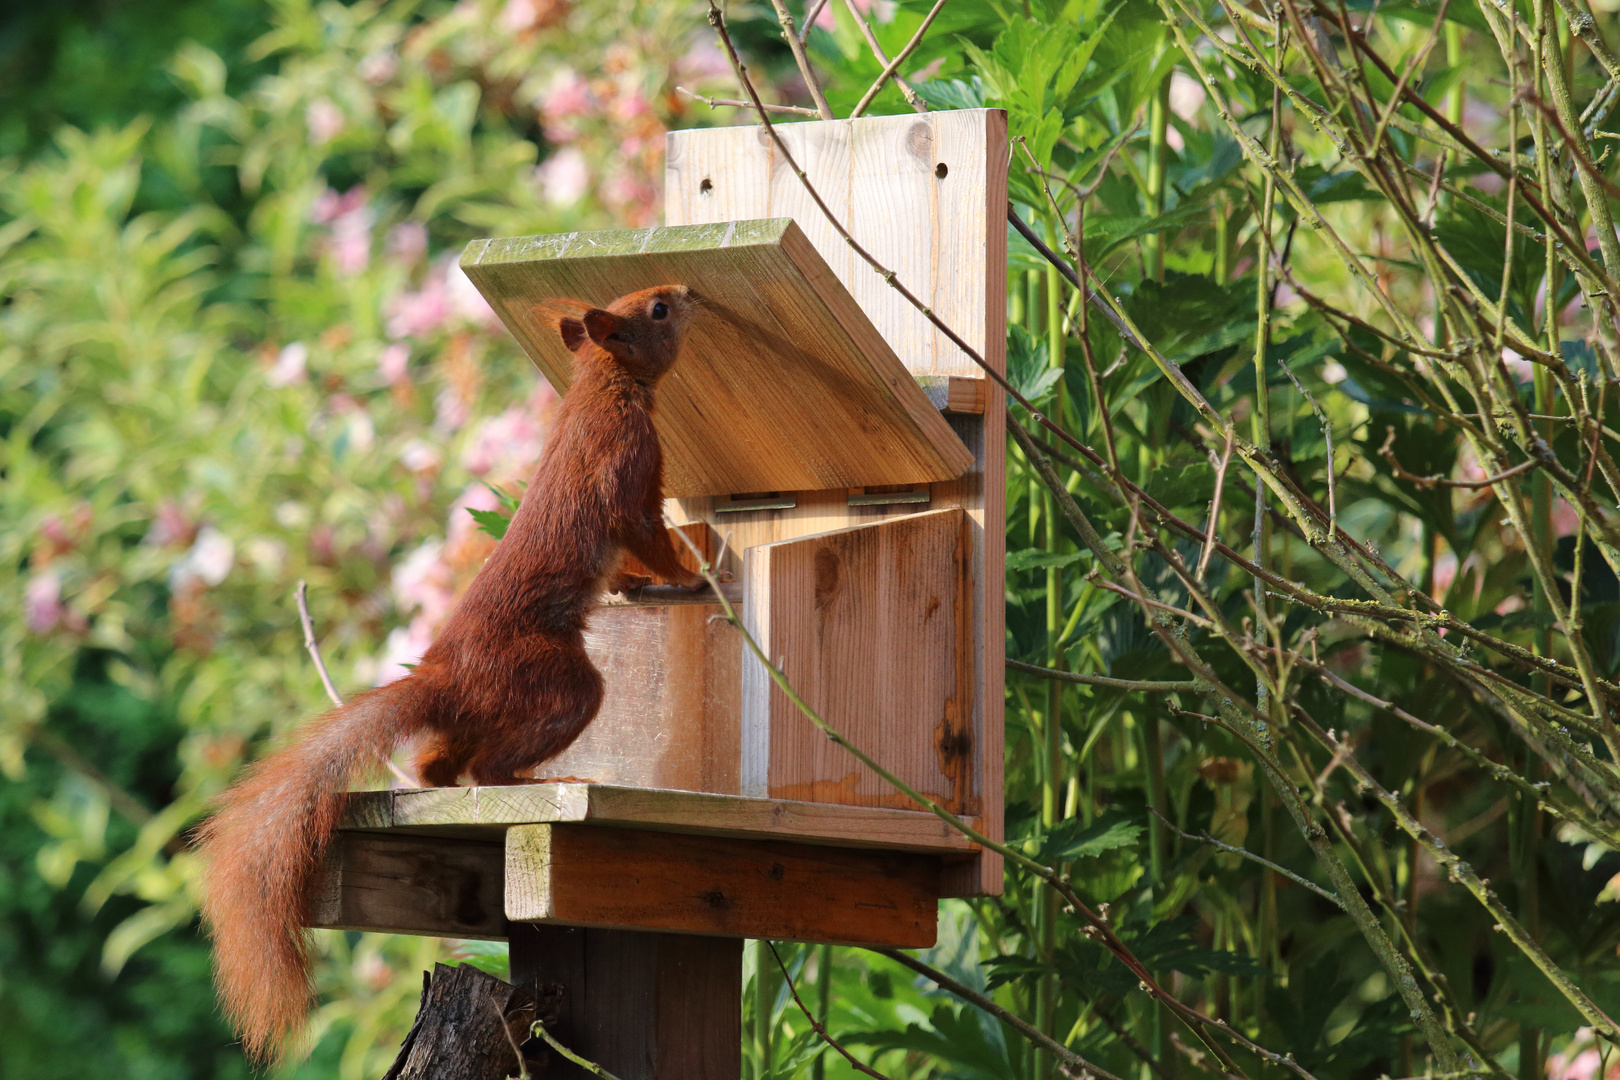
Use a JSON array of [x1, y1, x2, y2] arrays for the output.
[[197, 284, 702, 1061]]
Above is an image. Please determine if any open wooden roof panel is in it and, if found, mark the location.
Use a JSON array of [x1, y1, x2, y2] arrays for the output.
[[460, 218, 974, 498]]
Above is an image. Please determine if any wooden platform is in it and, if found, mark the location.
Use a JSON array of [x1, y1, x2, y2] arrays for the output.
[[339, 782, 976, 851], [313, 784, 972, 947], [461, 218, 974, 498]]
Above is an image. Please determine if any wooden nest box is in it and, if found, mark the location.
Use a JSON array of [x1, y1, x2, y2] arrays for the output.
[[312, 109, 1008, 1078]]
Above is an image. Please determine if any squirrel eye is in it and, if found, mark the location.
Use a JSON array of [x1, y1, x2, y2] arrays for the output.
[[651, 301, 669, 320]]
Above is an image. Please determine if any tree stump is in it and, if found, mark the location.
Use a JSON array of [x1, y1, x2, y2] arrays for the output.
[[382, 962, 540, 1080]]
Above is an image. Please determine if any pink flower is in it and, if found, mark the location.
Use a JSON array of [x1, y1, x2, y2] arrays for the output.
[[600, 173, 659, 225], [267, 342, 308, 387], [462, 404, 546, 477], [25, 571, 63, 633], [311, 186, 367, 224], [434, 385, 471, 433], [374, 615, 437, 686], [306, 99, 346, 145], [144, 501, 197, 548], [676, 42, 732, 82], [378, 343, 411, 385], [386, 258, 497, 339], [358, 50, 398, 85], [537, 147, 590, 206], [392, 540, 456, 625], [387, 221, 428, 265], [398, 438, 442, 474], [541, 69, 593, 142], [329, 206, 374, 276], [500, 0, 544, 30], [387, 275, 452, 340], [170, 526, 236, 588]]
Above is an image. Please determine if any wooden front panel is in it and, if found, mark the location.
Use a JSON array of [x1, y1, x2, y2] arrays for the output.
[[506, 823, 939, 947], [742, 508, 972, 814]]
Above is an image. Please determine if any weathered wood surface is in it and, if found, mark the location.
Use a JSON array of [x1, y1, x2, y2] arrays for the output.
[[308, 832, 506, 940], [340, 782, 977, 851], [740, 508, 972, 814], [507, 824, 939, 947], [667, 110, 1003, 381], [460, 218, 972, 497], [510, 924, 742, 1080], [382, 963, 537, 1080], [663, 111, 1007, 896], [524, 603, 741, 793]]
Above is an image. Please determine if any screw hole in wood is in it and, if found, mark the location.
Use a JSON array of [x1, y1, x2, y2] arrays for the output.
[[935, 162, 948, 179]]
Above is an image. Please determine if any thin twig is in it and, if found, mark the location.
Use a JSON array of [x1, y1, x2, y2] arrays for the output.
[[1007, 658, 1201, 693], [296, 580, 418, 788], [764, 0, 835, 119], [871, 947, 1131, 1080], [676, 86, 820, 116], [849, 0, 949, 118], [1148, 808, 1344, 908], [531, 1024, 625, 1080], [296, 580, 344, 707], [800, 0, 830, 41], [1377, 427, 1539, 489], [1197, 429, 1234, 582], [769, 944, 895, 1080], [839, 0, 928, 112], [490, 997, 531, 1080]]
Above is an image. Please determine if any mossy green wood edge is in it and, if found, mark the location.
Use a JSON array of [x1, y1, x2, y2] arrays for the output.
[[460, 218, 974, 498]]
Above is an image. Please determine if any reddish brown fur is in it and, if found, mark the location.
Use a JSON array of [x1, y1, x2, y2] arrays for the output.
[[196, 285, 702, 1061]]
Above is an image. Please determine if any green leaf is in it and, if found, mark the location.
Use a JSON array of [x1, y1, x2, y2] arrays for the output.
[[467, 506, 511, 540], [1036, 810, 1144, 862]]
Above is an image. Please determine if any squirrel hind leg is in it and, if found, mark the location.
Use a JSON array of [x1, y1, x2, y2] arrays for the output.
[[466, 649, 604, 786], [415, 732, 474, 788]]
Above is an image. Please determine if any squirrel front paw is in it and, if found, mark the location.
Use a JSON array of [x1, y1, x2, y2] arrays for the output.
[[609, 572, 654, 594]]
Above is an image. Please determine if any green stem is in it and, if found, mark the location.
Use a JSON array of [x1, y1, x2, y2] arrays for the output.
[[1145, 69, 1172, 281], [813, 944, 832, 1080]]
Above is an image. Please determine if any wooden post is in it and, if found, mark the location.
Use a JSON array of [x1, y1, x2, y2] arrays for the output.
[[508, 923, 742, 1080]]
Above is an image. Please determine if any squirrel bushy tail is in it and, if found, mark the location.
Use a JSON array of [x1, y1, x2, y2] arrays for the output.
[[196, 679, 427, 1061]]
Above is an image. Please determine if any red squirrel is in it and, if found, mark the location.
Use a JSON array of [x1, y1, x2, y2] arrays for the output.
[[197, 284, 703, 1060]]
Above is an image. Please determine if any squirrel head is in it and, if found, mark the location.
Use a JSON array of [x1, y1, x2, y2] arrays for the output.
[[556, 285, 696, 384]]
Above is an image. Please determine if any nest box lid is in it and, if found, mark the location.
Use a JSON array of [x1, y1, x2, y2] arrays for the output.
[[461, 218, 974, 498]]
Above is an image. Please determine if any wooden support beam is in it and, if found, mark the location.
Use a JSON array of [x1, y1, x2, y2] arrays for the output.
[[308, 832, 506, 940], [506, 824, 940, 947], [510, 924, 742, 1080]]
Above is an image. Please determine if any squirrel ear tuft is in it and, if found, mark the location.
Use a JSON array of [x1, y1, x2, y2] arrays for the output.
[[582, 308, 616, 346], [558, 316, 588, 352]]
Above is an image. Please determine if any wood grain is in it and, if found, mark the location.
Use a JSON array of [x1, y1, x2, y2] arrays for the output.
[[510, 924, 741, 1080], [665, 110, 1008, 895], [339, 783, 977, 852], [506, 824, 940, 947], [307, 832, 506, 939], [742, 508, 972, 814], [460, 218, 972, 497]]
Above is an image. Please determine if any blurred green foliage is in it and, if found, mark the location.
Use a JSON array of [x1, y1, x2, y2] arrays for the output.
[[6, 0, 1620, 1077]]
